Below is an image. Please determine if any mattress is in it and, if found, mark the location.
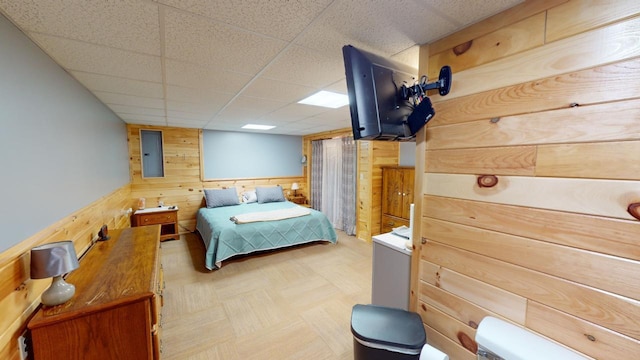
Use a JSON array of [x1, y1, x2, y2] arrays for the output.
[[196, 201, 337, 270]]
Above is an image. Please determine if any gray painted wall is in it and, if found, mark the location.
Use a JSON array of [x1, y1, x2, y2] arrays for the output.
[[0, 14, 129, 253], [203, 130, 303, 179]]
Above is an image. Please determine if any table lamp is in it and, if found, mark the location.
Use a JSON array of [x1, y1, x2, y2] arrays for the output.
[[291, 182, 299, 196], [30, 241, 80, 306]]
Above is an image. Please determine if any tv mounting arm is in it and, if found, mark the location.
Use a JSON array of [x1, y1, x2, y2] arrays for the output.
[[400, 65, 452, 99], [399, 65, 452, 135]]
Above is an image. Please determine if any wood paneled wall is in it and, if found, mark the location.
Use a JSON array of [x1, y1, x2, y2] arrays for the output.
[[356, 140, 399, 241], [413, 1, 640, 359], [0, 184, 132, 360], [128, 124, 305, 234]]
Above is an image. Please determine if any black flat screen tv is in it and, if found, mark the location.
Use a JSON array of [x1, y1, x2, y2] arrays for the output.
[[343, 45, 451, 141], [343, 45, 418, 141]]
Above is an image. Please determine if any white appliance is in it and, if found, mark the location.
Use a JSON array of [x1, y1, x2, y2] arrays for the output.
[[475, 316, 588, 360], [371, 232, 412, 310]]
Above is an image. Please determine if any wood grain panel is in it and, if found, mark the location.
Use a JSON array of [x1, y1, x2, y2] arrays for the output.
[[420, 260, 527, 324], [421, 242, 640, 339], [437, 16, 640, 100], [422, 217, 640, 300], [547, 0, 640, 42], [356, 141, 373, 240], [418, 303, 477, 354], [536, 140, 640, 180], [527, 300, 640, 360], [423, 173, 640, 221], [419, 280, 497, 329], [421, 195, 640, 261], [427, 98, 640, 149], [428, 0, 568, 55], [428, 13, 545, 79], [424, 324, 476, 360], [429, 57, 640, 126], [425, 146, 536, 175]]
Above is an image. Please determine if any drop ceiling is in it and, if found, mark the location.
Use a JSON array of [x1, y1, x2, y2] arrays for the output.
[[0, 0, 523, 136]]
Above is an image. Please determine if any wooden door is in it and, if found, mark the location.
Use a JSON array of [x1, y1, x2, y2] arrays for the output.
[[401, 168, 415, 219], [382, 168, 404, 217]]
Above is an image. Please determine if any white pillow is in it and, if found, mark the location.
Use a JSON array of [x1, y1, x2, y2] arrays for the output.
[[242, 190, 257, 203]]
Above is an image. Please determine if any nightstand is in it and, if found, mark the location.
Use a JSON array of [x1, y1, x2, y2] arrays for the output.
[[132, 206, 179, 241], [288, 194, 307, 205]]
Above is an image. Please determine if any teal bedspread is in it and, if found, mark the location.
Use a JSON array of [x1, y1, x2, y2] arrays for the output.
[[196, 201, 337, 270]]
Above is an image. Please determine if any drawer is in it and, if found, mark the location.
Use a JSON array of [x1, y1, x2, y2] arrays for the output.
[[137, 211, 177, 225]]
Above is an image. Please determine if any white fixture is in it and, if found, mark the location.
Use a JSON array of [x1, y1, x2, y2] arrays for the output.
[[242, 124, 275, 130], [298, 90, 349, 108], [371, 232, 411, 310], [475, 317, 588, 360]]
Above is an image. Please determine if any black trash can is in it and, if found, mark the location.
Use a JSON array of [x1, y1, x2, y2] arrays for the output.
[[351, 304, 426, 360]]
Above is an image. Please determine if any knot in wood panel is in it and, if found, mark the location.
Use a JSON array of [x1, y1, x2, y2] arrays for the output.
[[477, 175, 499, 188], [453, 40, 472, 56], [627, 202, 640, 221]]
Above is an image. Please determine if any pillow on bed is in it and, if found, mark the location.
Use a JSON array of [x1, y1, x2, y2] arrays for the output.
[[242, 190, 258, 203], [204, 188, 240, 208], [256, 186, 286, 203]]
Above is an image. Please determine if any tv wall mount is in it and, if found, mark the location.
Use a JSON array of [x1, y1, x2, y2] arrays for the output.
[[400, 65, 452, 100], [400, 65, 452, 135]]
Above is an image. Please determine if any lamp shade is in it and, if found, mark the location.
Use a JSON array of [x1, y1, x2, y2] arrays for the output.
[[291, 182, 300, 190], [30, 241, 79, 279]]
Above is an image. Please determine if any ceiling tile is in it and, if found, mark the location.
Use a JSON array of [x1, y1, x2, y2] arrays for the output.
[[261, 45, 345, 88], [71, 71, 164, 98], [166, 118, 209, 128], [203, 122, 245, 131], [166, 110, 210, 121], [165, 85, 234, 105], [295, 0, 456, 58], [323, 80, 348, 94], [0, 0, 161, 55], [258, 103, 329, 123], [311, 106, 351, 123], [166, 100, 224, 116], [93, 91, 165, 109], [31, 34, 161, 82], [242, 77, 317, 103], [157, 0, 331, 41], [164, 59, 252, 93], [108, 104, 165, 117], [211, 96, 287, 124], [163, 9, 287, 74], [117, 113, 166, 124]]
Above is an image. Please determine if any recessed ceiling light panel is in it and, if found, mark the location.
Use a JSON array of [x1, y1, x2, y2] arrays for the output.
[[242, 124, 276, 130]]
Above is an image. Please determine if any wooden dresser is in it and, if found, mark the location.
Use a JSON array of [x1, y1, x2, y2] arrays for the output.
[[381, 167, 415, 234], [28, 225, 164, 360]]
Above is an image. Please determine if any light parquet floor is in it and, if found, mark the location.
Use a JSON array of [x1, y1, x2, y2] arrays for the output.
[[159, 230, 373, 360]]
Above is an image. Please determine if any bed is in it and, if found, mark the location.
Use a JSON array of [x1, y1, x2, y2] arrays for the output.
[[196, 197, 338, 270]]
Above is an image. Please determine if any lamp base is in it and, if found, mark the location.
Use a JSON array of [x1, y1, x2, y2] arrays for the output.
[[41, 275, 76, 306]]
